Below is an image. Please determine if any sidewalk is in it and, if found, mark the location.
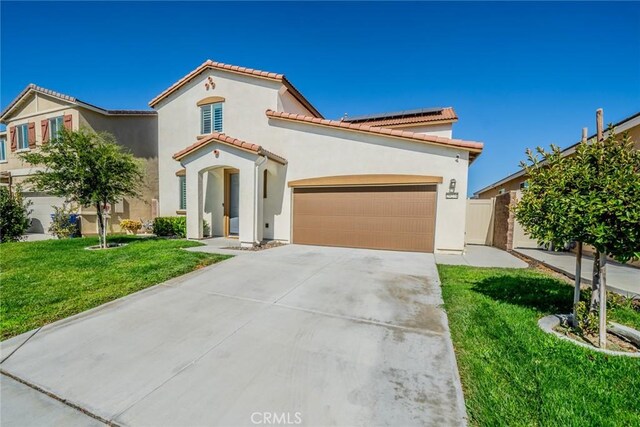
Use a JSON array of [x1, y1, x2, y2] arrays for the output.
[[515, 248, 639, 298], [435, 245, 528, 268]]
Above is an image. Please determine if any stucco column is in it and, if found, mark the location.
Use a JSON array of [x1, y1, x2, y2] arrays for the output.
[[238, 165, 256, 247], [186, 169, 203, 239]]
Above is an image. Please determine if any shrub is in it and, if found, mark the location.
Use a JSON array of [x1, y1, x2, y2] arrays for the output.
[[0, 187, 32, 243], [575, 301, 599, 336], [153, 216, 186, 237], [49, 203, 80, 239], [120, 219, 142, 234]]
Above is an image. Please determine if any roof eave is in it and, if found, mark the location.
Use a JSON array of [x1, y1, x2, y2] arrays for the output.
[[266, 110, 483, 154]]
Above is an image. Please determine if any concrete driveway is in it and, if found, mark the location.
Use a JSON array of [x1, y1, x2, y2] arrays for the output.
[[1, 245, 466, 426]]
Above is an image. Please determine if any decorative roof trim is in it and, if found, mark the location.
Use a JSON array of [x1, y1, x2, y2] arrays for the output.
[[288, 174, 443, 188], [196, 96, 225, 107], [148, 60, 322, 118], [172, 132, 287, 165], [265, 110, 483, 154]]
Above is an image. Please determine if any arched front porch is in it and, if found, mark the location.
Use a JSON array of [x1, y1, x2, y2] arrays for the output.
[[173, 133, 286, 247]]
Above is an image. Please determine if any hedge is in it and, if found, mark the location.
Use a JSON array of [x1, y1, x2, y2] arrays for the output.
[[153, 216, 186, 237]]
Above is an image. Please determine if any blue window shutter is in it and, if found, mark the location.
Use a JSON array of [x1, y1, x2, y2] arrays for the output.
[[213, 103, 223, 132], [201, 105, 212, 134]]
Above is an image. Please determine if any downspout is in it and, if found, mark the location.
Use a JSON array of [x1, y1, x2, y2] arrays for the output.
[[254, 155, 268, 245]]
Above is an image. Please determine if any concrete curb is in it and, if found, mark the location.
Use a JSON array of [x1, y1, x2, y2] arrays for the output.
[[432, 270, 469, 426], [538, 314, 640, 358]]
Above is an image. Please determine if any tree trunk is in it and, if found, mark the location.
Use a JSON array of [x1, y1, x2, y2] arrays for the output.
[[102, 202, 108, 249], [598, 252, 607, 348], [590, 249, 601, 312], [96, 202, 105, 249], [572, 243, 582, 328]]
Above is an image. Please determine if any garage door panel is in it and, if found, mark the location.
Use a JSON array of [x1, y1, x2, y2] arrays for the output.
[[293, 185, 436, 252]]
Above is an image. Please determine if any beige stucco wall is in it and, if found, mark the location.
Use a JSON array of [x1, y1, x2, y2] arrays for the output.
[[477, 178, 526, 199], [386, 123, 453, 138], [158, 68, 473, 253], [156, 69, 281, 218], [80, 110, 158, 233]]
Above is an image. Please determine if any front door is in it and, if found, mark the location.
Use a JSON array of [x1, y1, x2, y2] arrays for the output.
[[227, 172, 240, 236]]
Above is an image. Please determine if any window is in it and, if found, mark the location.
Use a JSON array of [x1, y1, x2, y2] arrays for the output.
[[0, 138, 6, 162], [519, 181, 529, 190], [200, 102, 223, 134], [49, 116, 64, 141], [497, 188, 506, 195], [263, 170, 268, 198], [16, 124, 29, 150], [179, 176, 187, 210]]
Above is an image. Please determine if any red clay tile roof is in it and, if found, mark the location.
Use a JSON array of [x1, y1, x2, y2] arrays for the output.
[[344, 107, 458, 127], [265, 110, 483, 155], [149, 60, 322, 118], [1, 84, 156, 122], [173, 132, 287, 165]]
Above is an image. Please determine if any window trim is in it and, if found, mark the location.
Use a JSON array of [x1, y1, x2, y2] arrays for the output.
[[0, 138, 6, 162]]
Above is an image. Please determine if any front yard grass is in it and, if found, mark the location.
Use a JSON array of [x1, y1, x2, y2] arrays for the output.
[[438, 265, 640, 426], [0, 236, 229, 340]]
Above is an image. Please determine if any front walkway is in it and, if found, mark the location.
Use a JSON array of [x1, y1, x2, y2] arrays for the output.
[[515, 248, 640, 298], [1, 245, 465, 426], [435, 244, 528, 268]]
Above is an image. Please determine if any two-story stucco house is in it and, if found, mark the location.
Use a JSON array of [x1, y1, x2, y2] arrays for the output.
[[0, 84, 158, 235], [151, 60, 483, 253]]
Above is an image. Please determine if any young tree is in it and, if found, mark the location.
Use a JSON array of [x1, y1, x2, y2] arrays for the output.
[[21, 128, 144, 248], [0, 186, 32, 243], [515, 144, 589, 326], [572, 129, 640, 347], [516, 128, 640, 347]]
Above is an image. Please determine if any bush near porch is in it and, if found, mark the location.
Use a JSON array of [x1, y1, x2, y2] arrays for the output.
[[153, 216, 187, 237], [0, 236, 229, 340], [438, 265, 640, 426]]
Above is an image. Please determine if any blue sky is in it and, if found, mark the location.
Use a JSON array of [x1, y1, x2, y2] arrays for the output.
[[2, 1, 639, 194]]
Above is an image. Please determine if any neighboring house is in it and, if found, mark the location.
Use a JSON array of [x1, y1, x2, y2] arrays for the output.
[[151, 60, 483, 253], [0, 84, 158, 235], [469, 110, 640, 266], [474, 111, 640, 199]]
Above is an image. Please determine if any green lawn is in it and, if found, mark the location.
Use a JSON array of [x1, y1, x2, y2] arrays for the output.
[[438, 265, 640, 426], [0, 236, 229, 340]]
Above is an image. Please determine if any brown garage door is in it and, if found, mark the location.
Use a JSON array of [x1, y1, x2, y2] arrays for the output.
[[292, 185, 436, 252]]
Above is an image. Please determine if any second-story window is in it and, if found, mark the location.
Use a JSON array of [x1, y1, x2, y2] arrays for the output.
[[17, 124, 29, 150], [0, 138, 6, 162], [201, 102, 223, 134], [49, 116, 64, 141]]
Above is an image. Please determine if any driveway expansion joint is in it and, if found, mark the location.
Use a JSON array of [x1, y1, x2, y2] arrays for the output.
[[1, 370, 115, 426]]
